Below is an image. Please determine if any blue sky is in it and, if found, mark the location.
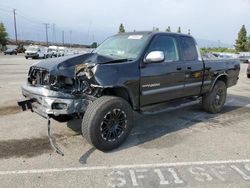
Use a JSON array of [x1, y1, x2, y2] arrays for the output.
[[0, 0, 249, 45]]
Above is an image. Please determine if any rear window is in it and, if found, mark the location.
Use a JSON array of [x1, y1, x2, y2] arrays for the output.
[[179, 36, 198, 61]]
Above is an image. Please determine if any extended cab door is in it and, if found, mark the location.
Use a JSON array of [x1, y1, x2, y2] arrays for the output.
[[140, 34, 186, 106], [178, 36, 204, 96]]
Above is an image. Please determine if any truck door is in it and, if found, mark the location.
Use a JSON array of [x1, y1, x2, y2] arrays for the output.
[[140, 35, 186, 106], [178, 36, 204, 96]]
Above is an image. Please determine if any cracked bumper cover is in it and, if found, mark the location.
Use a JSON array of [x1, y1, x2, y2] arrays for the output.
[[20, 83, 90, 118]]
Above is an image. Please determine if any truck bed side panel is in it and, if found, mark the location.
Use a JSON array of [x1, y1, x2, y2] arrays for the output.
[[201, 59, 240, 94]]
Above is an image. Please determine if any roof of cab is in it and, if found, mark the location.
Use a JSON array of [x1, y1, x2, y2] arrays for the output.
[[116, 31, 193, 37]]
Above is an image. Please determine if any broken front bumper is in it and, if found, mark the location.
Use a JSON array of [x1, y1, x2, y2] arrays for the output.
[[18, 83, 90, 118]]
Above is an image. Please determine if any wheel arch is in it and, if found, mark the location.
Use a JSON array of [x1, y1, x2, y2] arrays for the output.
[[209, 73, 228, 92], [101, 87, 136, 109]]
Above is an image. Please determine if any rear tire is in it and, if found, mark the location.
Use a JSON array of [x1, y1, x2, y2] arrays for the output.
[[82, 96, 133, 151], [247, 74, 250, 78], [202, 81, 227, 114]]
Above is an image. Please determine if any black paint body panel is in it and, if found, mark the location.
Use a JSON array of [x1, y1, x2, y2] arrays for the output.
[[30, 32, 240, 110]]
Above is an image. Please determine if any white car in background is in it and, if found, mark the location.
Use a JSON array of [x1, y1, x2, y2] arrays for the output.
[[25, 45, 46, 59], [44, 47, 53, 58], [48, 46, 59, 57], [58, 47, 66, 56]]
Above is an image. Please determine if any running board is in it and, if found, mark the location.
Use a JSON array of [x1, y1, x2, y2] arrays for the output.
[[140, 97, 201, 115]]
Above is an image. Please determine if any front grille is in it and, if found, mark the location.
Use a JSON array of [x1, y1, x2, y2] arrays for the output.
[[28, 67, 50, 86]]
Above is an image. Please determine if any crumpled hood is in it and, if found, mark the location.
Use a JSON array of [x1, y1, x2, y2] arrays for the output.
[[32, 53, 115, 77]]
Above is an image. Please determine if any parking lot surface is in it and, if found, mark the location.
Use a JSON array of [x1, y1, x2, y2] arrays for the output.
[[0, 54, 250, 187]]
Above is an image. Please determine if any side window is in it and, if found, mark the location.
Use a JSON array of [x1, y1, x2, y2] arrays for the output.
[[147, 36, 179, 62], [179, 36, 198, 61]]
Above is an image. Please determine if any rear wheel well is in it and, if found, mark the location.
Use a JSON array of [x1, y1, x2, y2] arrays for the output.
[[101, 87, 132, 107], [216, 75, 228, 87]]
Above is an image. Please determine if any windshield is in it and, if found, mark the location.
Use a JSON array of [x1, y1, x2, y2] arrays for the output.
[[27, 46, 38, 51], [93, 34, 149, 59]]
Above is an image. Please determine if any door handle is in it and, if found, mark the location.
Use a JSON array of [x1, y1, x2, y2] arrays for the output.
[[176, 67, 182, 71], [187, 66, 192, 70]]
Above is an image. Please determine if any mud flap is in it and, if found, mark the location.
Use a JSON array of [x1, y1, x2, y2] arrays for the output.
[[47, 116, 64, 156]]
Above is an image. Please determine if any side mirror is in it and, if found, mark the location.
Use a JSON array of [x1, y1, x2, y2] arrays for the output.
[[144, 51, 165, 63]]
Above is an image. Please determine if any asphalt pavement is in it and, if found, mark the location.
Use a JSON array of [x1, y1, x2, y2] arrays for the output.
[[0, 53, 250, 187]]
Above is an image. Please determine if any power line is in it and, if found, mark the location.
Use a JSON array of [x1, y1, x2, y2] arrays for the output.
[[17, 9, 44, 24], [0, 6, 77, 45], [0, 3, 14, 11], [17, 14, 44, 27], [0, 7, 11, 13]]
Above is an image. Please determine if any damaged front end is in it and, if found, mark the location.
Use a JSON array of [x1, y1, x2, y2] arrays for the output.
[[18, 58, 101, 119], [17, 55, 103, 155]]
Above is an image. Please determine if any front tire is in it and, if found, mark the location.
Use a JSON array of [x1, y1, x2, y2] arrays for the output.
[[82, 96, 133, 151], [202, 81, 227, 114]]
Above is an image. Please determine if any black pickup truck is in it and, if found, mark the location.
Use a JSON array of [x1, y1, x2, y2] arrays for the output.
[[18, 32, 240, 151]]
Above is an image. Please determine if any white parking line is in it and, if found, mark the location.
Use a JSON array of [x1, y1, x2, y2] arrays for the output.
[[0, 159, 250, 175]]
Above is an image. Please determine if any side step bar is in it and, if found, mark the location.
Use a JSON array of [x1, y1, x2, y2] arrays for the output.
[[140, 97, 201, 115]]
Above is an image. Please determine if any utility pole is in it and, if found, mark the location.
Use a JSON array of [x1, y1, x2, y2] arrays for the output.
[[62, 31, 64, 46], [69, 30, 72, 48], [43, 23, 49, 46], [13, 9, 18, 46], [52, 23, 55, 43]]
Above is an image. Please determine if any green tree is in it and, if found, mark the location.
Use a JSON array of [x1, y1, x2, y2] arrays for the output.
[[246, 35, 250, 51], [177, 26, 181, 33], [119, 24, 125, 33], [0, 22, 8, 50], [235, 25, 248, 52], [90, 42, 98, 48], [166, 26, 171, 32]]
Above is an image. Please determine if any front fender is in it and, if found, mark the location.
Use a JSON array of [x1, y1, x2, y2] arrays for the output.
[[90, 62, 140, 110], [91, 85, 138, 110]]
